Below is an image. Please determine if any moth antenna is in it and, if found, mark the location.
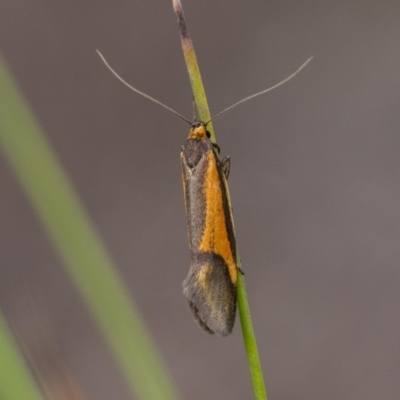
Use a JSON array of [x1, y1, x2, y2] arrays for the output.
[[205, 56, 313, 125], [97, 50, 191, 125]]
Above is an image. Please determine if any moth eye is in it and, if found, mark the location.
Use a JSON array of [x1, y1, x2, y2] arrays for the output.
[[206, 130, 211, 138]]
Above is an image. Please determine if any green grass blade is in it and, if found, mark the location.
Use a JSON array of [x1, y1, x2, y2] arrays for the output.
[[172, 0, 216, 142], [0, 310, 45, 400], [237, 267, 267, 400], [172, 2, 267, 399], [0, 52, 180, 400]]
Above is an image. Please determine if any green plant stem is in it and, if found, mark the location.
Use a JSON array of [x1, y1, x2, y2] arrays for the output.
[[0, 52, 180, 400], [172, 2, 267, 399], [172, 0, 215, 141], [237, 264, 267, 400]]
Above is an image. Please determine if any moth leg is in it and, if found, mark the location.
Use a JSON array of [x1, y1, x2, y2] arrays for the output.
[[212, 142, 221, 154], [221, 156, 231, 179]]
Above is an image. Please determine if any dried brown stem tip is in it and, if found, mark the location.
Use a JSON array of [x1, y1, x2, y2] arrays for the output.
[[173, 0, 190, 40]]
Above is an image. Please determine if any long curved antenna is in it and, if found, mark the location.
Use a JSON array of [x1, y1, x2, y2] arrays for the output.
[[205, 56, 313, 125], [96, 50, 191, 125]]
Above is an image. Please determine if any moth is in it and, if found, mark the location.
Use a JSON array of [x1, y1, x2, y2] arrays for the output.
[[97, 50, 312, 335]]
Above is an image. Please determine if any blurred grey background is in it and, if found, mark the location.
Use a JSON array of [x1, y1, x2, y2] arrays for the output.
[[1, 1, 400, 399]]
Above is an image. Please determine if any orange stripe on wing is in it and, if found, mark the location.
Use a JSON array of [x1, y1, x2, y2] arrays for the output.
[[199, 152, 237, 284]]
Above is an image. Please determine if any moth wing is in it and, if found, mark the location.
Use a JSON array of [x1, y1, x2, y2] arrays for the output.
[[183, 252, 236, 336]]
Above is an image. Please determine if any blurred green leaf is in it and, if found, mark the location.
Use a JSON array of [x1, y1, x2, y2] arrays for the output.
[[0, 310, 45, 400], [0, 51, 180, 400]]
